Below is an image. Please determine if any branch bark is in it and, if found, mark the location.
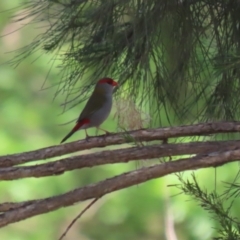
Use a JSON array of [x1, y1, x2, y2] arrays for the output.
[[0, 147, 240, 227], [0, 121, 240, 167], [1, 121, 240, 228], [0, 140, 239, 180]]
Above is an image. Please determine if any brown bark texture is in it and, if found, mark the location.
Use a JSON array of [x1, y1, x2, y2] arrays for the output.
[[0, 121, 240, 227]]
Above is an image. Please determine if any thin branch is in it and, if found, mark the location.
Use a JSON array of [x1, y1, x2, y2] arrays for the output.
[[0, 147, 240, 227], [59, 198, 100, 240], [0, 121, 240, 167], [0, 140, 239, 180]]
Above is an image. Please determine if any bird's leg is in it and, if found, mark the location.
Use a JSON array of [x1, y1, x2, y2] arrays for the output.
[[97, 127, 110, 136], [85, 129, 90, 142]]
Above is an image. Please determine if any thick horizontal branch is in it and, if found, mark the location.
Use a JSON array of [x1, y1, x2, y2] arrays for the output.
[[0, 147, 240, 227], [0, 121, 240, 167], [0, 140, 240, 180]]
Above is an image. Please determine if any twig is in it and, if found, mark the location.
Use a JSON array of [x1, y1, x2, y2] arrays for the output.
[[59, 198, 100, 240]]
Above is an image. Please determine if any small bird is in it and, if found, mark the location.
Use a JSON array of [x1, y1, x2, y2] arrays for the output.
[[60, 77, 118, 143]]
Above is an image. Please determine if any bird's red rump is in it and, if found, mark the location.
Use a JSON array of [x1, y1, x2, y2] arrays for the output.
[[73, 118, 90, 131]]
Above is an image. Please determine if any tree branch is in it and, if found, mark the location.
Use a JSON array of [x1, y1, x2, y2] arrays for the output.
[[0, 140, 239, 180], [1, 121, 240, 167], [0, 147, 240, 227], [1, 121, 240, 228]]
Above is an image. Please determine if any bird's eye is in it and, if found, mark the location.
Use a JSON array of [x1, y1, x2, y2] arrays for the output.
[[107, 80, 113, 85]]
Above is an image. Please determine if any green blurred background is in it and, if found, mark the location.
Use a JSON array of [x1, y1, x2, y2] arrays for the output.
[[0, 2, 239, 240]]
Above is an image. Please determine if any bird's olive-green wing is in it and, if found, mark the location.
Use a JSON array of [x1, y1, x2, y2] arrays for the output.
[[78, 90, 107, 121]]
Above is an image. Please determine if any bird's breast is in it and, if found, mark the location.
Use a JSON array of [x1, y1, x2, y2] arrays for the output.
[[89, 97, 112, 127]]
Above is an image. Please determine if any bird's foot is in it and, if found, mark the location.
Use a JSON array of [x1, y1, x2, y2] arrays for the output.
[[101, 131, 111, 141], [85, 130, 91, 142], [104, 131, 111, 136], [85, 134, 91, 142]]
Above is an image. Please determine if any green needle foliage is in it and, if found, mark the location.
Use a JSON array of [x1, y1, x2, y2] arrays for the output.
[[176, 174, 240, 240], [10, 0, 240, 125]]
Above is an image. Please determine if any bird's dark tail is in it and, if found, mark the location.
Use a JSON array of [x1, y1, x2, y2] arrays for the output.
[[60, 118, 90, 143], [61, 130, 75, 143]]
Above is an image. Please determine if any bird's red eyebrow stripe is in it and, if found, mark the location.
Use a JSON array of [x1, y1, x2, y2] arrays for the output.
[[73, 119, 90, 131], [98, 79, 111, 84], [98, 78, 118, 86]]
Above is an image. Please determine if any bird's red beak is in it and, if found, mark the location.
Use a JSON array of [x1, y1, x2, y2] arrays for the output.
[[112, 80, 118, 87]]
